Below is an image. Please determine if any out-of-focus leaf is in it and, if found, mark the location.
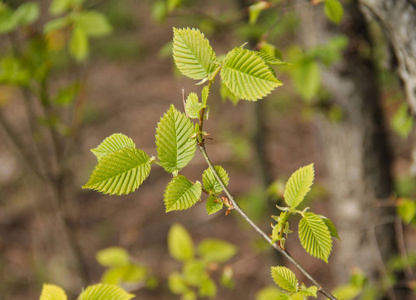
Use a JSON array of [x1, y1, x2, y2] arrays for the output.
[[14, 2, 40, 26], [69, 26, 89, 62]]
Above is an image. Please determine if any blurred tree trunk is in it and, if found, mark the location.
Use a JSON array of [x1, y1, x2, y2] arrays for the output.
[[296, 0, 402, 294]]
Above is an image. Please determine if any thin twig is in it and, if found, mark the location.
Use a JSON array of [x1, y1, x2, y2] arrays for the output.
[[198, 142, 337, 300]]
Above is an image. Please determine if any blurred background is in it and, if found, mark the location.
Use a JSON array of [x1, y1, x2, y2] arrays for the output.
[[0, 0, 415, 299]]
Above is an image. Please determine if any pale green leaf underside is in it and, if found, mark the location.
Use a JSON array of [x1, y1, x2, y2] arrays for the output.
[[185, 92, 204, 119], [299, 212, 332, 263], [202, 165, 229, 195], [320, 215, 340, 240], [168, 223, 194, 262], [164, 175, 202, 212], [40, 284, 67, 300], [206, 195, 223, 215], [78, 283, 134, 300], [83, 148, 151, 195], [156, 105, 196, 173], [271, 266, 298, 292], [91, 133, 136, 161], [173, 27, 217, 80], [283, 163, 314, 208], [221, 48, 282, 101]]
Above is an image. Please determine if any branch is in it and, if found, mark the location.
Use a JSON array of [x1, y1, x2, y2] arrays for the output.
[[198, 142, 337, 300]]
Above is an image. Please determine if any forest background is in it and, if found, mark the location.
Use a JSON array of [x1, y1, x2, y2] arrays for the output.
[[0, 0, 416, 299]]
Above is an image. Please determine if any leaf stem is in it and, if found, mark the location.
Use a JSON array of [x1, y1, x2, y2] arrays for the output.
[[197, 143, 338, 300]]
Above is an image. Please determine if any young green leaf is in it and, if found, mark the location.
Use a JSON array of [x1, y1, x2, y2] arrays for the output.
[[319, 215, 340, 240], [199, 277, 217, 298], [298, 285, 318, 297], [172, 27, 217, 80], [201, 86, 209, 106], [275, 294, 291, 300], [164, 175, 202, 212], [271, 266, 298, 293], [73, 11, 112, 37], [83, 148, 152, 195], [220, 48, 282, 101], [220, 82, 240, 105], [78, 283, 134, 300], [255, 286, 283, 300], [324, 0, 344, 25], [0, 8, 18, 34], [53, 82, 80, 106], [206, 196, 223, 215], [96, 247, 130, 267], [248, 1, 270, 25], [69, 26, 89, 62], [168, 272, 189, 294], [91, 133, 136, 161], [168, 224, 194, 262], [202, 165, 229, 195], [101, 264, 147, 285], [183, 260, 206, 286], [391, 103, 414, 139], [255, 51, 290, 66], [40, 284, 67, 300], [50, 0, 72, 15], [44, 17, 68, 33], [283, 163, 314, 208], [397, 198, 416, 224], [185, 92, 205, 119], [197, 239, 237, 263], [293, 59, 320, 102], [156, 105, 196, 173], [299, 212, 332, 263], [14, 2, 40, 26]]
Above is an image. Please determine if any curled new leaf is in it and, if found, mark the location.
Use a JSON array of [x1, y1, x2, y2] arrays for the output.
[[202, 165, 229, 195], [206, 195, 223, 215], [221, 48, 282, 101], [299, 212, 332, 263], [156, 105, 196, 173], [164, 175, 202, 212], [83, 148, 152, 195], [172, 27, 217, 80], [271, 266, 298, 293], [185, 92, 205, 119]]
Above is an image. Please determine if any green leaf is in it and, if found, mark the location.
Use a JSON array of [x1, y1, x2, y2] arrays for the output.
[[199, 277, 217, 298], [271, 266, 298, 292], [397, 198, 416, 224], [73, 11, 112, 37], [201, 86, 209, 106], [197, 239, 237, 263], [392, 103, 413, 139], [14, 2, 40, 26], [324, 0, 344, 25], [0, 8, 18, 34], [221, 48, 282, 101], [293, 59, 320, 102], [151, 0, 167, 23], [220, 82, 240, 105], [164, 175, 202, 212], [332, 284, 361, 300], [91, 133, 136, 161], [255, 51, 290, 66], [50, 0, 71, 15], [275, 294, 291, 300], [185, 92, 205, 119], [83, 148, 152, 195], [96, 247, 129, 267], [183, 260, 206, 286], [248, 1, 269, 25], [167, 0, 182, 12], [168, 272, 189, 295], [172, 27, 217, 80], [78, 284, 134, 300], [53, 82, 80, 106], [69, 26, 89, 62], [101, 264, 147, 285], [202, 165, 229, 195], [206, 196, 223, 215], [220, 266, 234, 289], [44, 17, 68, 33], [255, 286, 283, 300], [319, 215, 340, 240], [0, 56, 30, 86], [299, 212, 332, 263], [283, 164, 314, 208], [298, 285, 318, 297], [168, 223, 194, 262], [156, 105, 196, 173], [40, 284, 67, 300]]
